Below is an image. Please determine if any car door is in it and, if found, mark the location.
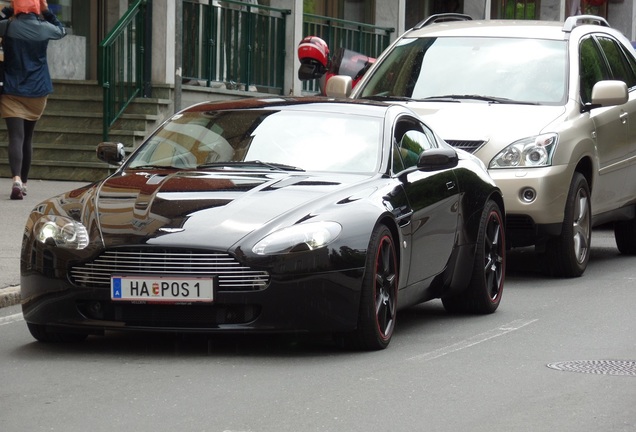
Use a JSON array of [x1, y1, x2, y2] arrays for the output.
[[583, 35, 636, 211], [597, 35, 636, 203], [392, 116, 460, 285]]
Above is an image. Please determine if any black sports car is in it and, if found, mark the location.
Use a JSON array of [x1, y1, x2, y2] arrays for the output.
[[20, 97, 505, 350]]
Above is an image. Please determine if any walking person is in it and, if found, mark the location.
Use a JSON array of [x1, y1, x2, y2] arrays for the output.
[[0, 0, 65, 199]]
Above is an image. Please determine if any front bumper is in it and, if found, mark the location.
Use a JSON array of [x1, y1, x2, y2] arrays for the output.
[[20, 269, 364, 335]]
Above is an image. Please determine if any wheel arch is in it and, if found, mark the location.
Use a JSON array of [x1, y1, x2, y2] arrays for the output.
[[376, 214, 402, 268], [574, 155, 594, 193]]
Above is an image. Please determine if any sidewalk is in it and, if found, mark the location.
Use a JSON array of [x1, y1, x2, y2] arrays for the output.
[[0, 178, 89, 308]]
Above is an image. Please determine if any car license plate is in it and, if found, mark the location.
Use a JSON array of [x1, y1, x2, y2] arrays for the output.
[[111, 275, 215, 303]]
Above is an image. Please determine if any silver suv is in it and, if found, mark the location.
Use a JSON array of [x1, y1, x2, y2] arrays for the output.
[[328, 13, 636, 277]]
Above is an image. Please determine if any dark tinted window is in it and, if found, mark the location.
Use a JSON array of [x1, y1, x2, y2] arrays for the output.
[[392, 117, 437, 172], [597, 36, 636, 88], [579, 37, 610, 104]]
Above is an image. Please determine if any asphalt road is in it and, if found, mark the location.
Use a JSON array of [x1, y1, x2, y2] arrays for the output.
[[0, 227, 634, 432]]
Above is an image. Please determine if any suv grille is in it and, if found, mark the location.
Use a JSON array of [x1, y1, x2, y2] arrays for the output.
[[445, 140, 486, 154], [70, 249, 270, 291]]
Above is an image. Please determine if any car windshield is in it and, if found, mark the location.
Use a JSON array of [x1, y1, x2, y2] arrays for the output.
[[127, 109, 383, 173], [359, 36, 568, 105]]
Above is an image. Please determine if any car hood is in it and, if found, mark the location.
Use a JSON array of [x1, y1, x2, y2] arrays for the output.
[[400, 101, 567, 160], [92, 170, 372, 250]]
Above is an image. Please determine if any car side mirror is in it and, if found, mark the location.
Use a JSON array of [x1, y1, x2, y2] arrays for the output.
[[584, 80, 628, 112], [417, 147, 459, 171], [96, 142, 126, 165], [325, 75, 352, 98]]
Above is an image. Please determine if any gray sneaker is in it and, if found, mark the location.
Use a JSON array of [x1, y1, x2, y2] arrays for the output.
[[10, 181, 23, 200]]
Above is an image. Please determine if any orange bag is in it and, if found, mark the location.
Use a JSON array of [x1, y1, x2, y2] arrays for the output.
[[13, 0, 41, 15]]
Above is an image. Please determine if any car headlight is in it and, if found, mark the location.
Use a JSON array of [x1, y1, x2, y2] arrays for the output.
[[489, 133, 558, 168], [252, 221, 342, 255], [34, 215, 89, 249]]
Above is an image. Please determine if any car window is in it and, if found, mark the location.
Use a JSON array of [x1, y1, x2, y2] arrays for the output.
[[596, 36, 636, 89], [621, 42, 636, 83], [579, 36, 611, 104], [392, 118, 436, 172], [359, 36, 567, 105]]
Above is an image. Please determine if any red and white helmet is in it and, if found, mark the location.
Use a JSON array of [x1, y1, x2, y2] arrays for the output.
[[297, 36, 330, 68]]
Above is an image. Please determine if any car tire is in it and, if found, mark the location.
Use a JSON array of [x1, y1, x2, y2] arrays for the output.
[[27, 322, 88, 343], [341, 224, 398, 350], [442, 199, 505, 314], [544, 172, 591, 277], [614, 219, 636, 254]]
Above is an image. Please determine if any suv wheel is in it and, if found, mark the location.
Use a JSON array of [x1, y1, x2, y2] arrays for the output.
[[543, 172, 591, 277], [614, 219, 636, 254]]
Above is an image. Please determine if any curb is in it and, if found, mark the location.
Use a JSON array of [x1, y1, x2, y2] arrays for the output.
[[0, 286, 21, 309]]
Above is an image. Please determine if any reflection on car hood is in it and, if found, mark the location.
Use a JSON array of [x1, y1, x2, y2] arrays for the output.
[[94, 170, 370, 249], [402, 102, 566, 159]]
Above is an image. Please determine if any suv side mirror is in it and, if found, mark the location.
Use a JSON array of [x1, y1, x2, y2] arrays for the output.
[[584, 80, 628, 112], [325, 75, 352, 98]]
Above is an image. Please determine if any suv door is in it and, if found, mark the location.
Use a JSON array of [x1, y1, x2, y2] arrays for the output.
[[597, 35, 636, 203], [581, 35, 636, 212]]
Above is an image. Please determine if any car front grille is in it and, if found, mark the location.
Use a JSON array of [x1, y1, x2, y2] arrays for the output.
[[445, 139, 486, 154], [76, 301, 261, 326], [70, 249, 270, 291]]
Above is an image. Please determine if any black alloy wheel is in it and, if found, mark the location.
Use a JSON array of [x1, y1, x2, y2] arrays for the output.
[[344, 224, 398, 350], [443, 199, 505, 314]]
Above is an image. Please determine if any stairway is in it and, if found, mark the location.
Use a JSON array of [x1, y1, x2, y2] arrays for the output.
[[0, 80, 173, 182]]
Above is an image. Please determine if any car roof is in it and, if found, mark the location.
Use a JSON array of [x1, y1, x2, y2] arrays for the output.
[[403, 15, 618, 41], [406, 19, 566, 40], [182, 96, 396, 118]]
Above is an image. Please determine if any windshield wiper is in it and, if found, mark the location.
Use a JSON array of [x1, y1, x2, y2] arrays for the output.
[[196, 160, 305, 172], [130, 164, 182, 170], [422, 94, 538, 105], [362, 95, 419, 102]]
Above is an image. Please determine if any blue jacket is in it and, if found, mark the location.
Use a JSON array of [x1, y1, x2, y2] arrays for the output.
[[0, 9, 66, 98]]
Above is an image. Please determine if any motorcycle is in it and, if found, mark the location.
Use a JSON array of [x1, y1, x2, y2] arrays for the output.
[[297, 36, 375, 95]]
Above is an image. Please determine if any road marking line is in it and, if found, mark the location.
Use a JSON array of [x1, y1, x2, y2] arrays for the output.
[[407, 318, 538, 362], [0, 313, 24, 326]]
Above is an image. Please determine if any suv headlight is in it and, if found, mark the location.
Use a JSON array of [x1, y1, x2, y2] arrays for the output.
[[252, 221, 342, 255], [489, 133, 558, 168], [34, 215, 89, 249]]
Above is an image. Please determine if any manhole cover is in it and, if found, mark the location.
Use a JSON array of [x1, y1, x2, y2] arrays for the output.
[[547, 360, 636, 377]]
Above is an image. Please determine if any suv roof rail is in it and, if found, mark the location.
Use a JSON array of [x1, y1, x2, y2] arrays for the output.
[[563, 14, 610, 32], [413, 13, 472, 30]]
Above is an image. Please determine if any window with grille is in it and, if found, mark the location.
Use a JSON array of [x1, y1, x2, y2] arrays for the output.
[[492, 0, 539, 19]]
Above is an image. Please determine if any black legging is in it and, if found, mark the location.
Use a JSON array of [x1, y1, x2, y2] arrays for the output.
[[6, 117, 37, 183]]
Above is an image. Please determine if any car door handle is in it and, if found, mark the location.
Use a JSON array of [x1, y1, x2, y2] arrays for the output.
[[620, 112, 628, 124], [446, 181, 456, 190]]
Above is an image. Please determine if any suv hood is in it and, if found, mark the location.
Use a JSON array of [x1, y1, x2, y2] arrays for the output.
[[400, 101, 566, 161]]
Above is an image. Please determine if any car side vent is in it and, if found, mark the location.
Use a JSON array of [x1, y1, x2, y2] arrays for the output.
[[445, 139, 486, 154], [563, 14, 610, 32], [413, 13, 472, 30]]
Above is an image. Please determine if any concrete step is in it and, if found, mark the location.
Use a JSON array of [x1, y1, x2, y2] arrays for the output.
[[0, 80, 173, 182]]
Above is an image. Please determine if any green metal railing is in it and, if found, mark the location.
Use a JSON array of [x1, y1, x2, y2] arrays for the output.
[[182, 0, 290, 93], [302, 14, 394, 93], [98, 0, 148, 141]]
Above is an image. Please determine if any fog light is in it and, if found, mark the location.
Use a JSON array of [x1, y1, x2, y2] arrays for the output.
[[521, 188, 536, 203]]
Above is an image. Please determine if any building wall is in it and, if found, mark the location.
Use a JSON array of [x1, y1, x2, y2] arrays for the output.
[[46, 1, 636, 93]]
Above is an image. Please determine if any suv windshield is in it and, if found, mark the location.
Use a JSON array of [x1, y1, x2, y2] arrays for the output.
[[359, 36, 568, 105]]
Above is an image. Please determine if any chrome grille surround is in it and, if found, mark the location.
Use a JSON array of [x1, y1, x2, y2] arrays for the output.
[[70, 249, 270, 291]]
